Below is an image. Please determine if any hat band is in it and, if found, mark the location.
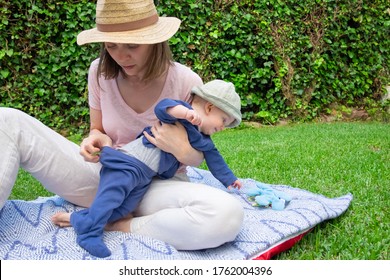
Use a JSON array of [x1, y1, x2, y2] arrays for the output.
[[96, 14, 159, 32]]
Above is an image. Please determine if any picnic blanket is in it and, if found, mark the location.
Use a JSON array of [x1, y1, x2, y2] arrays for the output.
[[0, 167, 352, 260]]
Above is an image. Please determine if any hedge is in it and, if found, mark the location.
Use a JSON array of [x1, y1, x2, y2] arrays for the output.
[[0, 0, 389, 134]]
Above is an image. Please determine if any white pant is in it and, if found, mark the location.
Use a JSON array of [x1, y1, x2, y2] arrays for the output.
[[0, 108, 244, 250]]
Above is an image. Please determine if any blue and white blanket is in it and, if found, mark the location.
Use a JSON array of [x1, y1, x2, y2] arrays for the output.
[[0, 167, 352, 260]]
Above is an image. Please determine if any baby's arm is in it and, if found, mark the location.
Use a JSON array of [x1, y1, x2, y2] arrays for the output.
[[167, 105, 202, 126]]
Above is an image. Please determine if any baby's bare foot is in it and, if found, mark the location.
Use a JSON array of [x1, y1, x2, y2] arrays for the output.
[[51, 212, 71, 227]]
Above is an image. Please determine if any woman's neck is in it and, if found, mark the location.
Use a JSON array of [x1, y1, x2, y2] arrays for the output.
[[117, 69, 169, 114]]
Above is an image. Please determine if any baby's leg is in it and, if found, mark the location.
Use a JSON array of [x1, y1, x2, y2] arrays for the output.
[[108, 183, 149, 223], [51, 212, 71, 227], [77, 235, 111, 258], [52, 211, 110, 257]]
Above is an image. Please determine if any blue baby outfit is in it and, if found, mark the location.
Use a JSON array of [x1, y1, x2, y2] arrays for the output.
[[70, 98, 238, 258]]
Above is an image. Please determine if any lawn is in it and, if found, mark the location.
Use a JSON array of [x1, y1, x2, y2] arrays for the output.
[[10, 121, 390, 259]]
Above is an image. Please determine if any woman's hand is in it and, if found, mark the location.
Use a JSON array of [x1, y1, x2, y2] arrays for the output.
[[143, 121, 203, 166], [80, 133, 113, 163]]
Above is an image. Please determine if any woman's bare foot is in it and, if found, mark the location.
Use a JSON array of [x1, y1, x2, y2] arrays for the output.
[[51, 212, 71, 227], [105, 213, 133, 233], [51, 211, 132, 233]]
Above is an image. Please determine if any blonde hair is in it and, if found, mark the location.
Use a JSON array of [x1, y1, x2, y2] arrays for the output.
[[96, 41, 174, 83]]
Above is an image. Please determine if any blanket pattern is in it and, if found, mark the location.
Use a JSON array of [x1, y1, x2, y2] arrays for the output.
[[0, 167, 352, 260]]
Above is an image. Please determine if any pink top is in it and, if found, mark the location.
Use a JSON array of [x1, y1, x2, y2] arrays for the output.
[[88, 59, 203, 148]]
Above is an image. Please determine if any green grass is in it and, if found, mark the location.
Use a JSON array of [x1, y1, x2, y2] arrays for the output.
[[11, 121, 390, 259]]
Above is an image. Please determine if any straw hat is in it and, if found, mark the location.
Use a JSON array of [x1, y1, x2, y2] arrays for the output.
[[192, 80, 242, 128], [77, 0, 181, 45]]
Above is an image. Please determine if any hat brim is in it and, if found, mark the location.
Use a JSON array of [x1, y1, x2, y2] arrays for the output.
[[77, 17, 181, 45]]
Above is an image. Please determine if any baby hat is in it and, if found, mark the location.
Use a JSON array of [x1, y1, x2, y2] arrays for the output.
[[191, 80, 242, 127]]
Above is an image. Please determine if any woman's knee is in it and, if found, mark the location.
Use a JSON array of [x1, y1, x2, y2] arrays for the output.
[[0, 108, 34, 138], [183, 193, 243, 250], [207, 192, 244, 241], [0, 108, 22, 127]]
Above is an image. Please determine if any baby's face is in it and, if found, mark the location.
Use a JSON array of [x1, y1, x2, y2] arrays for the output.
[[199, 106, 234, 135]]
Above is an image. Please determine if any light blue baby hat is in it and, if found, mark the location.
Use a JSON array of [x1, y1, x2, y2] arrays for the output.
[[191, 80, 242, 128]]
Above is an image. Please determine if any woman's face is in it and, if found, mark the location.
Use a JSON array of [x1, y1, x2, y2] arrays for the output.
[[104, 43, 153, 78]]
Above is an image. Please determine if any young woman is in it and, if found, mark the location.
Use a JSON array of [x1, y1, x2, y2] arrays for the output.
[[0, 0, 243, 250]]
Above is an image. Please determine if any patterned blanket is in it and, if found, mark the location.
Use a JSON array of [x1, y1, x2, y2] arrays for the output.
[[0, 167, 352, 260]]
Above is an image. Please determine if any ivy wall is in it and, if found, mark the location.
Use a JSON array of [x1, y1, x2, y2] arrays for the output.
[[0, 0, 388, 134]]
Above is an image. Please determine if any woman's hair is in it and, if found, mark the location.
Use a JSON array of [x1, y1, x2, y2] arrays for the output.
[[96, 41, 174, 83]]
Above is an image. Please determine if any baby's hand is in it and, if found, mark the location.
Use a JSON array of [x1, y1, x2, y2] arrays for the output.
[[185, 109, 202, 126], [228, 180, 242, 190]]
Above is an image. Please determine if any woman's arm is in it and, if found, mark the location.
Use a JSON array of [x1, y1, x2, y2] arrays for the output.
[[80, 108, 113, 163], [143, 121, 204, 167]]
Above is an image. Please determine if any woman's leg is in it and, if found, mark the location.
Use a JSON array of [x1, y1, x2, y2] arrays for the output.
[[131, 177, 244, 250], [0, 108, 101, 209]]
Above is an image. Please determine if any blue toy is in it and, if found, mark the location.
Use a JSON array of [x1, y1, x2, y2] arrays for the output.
[[243, 182, 292, 210]]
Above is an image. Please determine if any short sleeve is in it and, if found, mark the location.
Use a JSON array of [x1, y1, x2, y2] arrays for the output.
[[88, 59, 101, 110]]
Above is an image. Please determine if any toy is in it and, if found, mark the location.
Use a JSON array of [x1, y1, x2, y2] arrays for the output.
[[243, 182, 292, 210]]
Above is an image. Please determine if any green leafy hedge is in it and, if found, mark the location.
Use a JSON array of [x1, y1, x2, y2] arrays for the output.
[[1, 0, 389, 134]]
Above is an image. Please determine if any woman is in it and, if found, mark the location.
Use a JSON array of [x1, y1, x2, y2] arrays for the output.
[[0, 0, 243, 250]]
